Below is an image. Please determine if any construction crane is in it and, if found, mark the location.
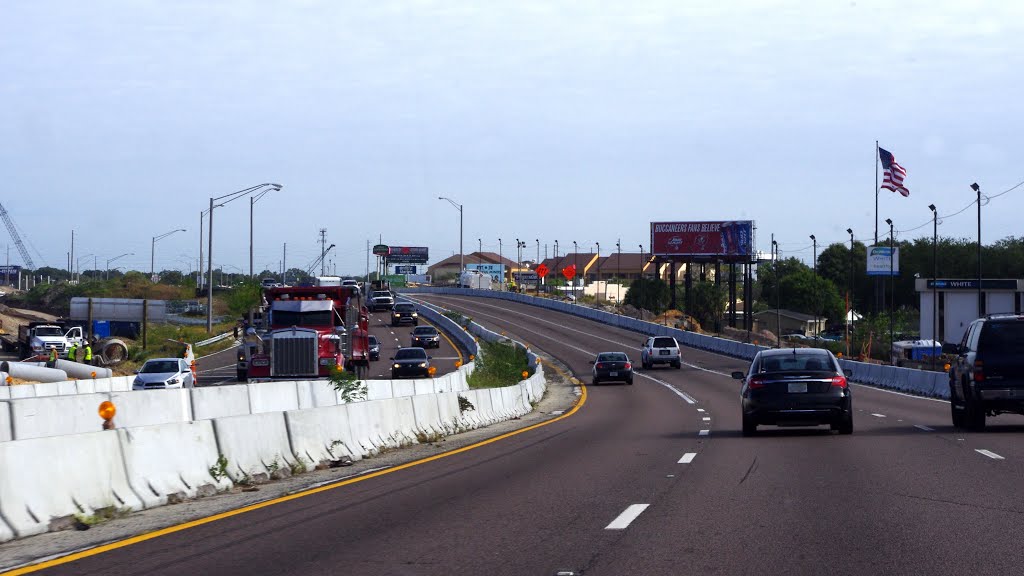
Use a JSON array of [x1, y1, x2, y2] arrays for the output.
[[305, 244, 335, 276], [0, 202, 36, 269]]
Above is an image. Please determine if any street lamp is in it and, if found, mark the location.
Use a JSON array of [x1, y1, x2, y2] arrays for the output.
[[152, 229, 186, 279], [199, 204, 224, 291], [207, 183, 283, 332], [250, 188, 276, 278], [885, 218, 894, 361], [809, 234, 817, 338], [971, 182, 982, 315], [498, 238, 503, 290], [638, 244, 645, 318], [76, 253, 94, 283], [438, 197, 464, 276], [772, 239, 781, 348], [929, 204, 939, 370], [106, 253, 133, 281], [616, 240, 621, 304], [595, 242, 601, 301], [847, 228, 854, 357], [572, 241, 578, 301]]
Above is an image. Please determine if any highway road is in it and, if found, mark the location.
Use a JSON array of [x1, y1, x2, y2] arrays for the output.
[[20, 294, 1024, 575], [193, 309, 464, 386]]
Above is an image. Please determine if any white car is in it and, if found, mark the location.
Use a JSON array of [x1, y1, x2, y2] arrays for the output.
[[641, 336, 682, 369], [133, 358, 196, 390]]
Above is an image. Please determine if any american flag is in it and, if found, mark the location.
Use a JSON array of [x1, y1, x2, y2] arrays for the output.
[[879, 147, 909, 197]]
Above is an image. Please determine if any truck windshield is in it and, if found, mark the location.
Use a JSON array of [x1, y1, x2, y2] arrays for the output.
[[271, 310, 333, 327], [34, 327, 63, 337]]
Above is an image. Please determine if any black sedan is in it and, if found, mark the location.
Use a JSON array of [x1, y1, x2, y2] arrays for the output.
[[368, 335, 380, 361], [391, 302, 419, 326], [411, 325, 441, 349], [590, 352, 633, 385], [391, 347, 431, 379], [732, 348, 852, 436]]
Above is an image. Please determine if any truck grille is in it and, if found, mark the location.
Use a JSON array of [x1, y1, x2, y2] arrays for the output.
[[272, 334, 317, 377]]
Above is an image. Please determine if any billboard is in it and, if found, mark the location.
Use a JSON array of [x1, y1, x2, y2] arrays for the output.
[[867, 246, 900, 276], [386, 246, 429, 264], [394, 265, 417, 274], [0, 265, 21, 275], [466, 263, 504, 282], [650, 221, 753, 258]]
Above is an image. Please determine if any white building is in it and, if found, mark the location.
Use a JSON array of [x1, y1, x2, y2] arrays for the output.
[[916, 279, 1024, 345]]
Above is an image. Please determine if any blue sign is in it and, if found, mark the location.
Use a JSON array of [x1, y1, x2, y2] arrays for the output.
[[394, 265, 417, 274], [0, 265, 21, 275], [466, 263, 504, 282]]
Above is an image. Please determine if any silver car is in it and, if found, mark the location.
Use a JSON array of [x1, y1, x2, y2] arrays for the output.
[[133, 358, 195, 390]]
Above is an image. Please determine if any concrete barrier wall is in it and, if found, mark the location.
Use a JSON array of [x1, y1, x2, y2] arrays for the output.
[[0, 431, 144, 539], [117, 420, 231, 508], [191, 385, 251, 421], [285, 404, 359, 466], [247, 380, 300, 414], [213, 412, 296, 482], [0, 402, 10, 442], [111, 388, 193, 429], [9, 393, 111, 440]]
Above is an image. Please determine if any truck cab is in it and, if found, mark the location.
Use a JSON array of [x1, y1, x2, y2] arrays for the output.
[[20, 323, 84, 358]]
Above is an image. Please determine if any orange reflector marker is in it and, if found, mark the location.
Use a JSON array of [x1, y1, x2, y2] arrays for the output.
[[469, 354, 475, 361], [99, 401, 116, 421], [454, 360, 462, 369], [428, 366, 437, 377], [521, 371, 529, 379], [90, 371, 97, 379]]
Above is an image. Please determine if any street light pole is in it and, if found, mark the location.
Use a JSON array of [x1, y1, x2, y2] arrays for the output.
[[207, 183, 283, 332], [929, 204, 939, 370], [572, 241, 578, 302], [810, 234, 817, 338], [250, 188, 275, 279], [498, 238, 503, 290], [616, 240, 621, 305], [152, 228, 186, 279], [438, 197, 464, 276], [772, 239, 781, 348], [971, 183, 982, 316], [638, 244, 644, 319], [106, 253, 133, 281]]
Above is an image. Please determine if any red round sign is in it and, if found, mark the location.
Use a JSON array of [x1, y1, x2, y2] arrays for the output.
[[562, 265, 576, 280], [536, 264, 549, 278]]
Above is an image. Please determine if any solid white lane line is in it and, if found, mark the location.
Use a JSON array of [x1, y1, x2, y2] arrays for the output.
[[698, 430, 710, 436], [702, 417, 711, 422], [914, 424, 935, 432], [976, 449, 1005, 460], [678, 453, 697, 464], [605, 504, 650, 530], [871, 413, 886, 418]]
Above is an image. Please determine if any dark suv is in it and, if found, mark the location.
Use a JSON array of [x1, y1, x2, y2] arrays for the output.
[[950, 314, 1024, 430]]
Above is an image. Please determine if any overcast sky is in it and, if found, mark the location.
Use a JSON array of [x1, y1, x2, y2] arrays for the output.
[[2, 0, 1022, 276]]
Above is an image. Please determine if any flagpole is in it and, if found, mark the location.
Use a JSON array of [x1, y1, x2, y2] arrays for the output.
[[874, 140, 879, 246]]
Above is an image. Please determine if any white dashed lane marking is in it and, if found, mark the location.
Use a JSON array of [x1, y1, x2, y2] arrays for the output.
[[976, 449, 1005, 460], [871, 413, 886, 418], [605, 504, 650, 530], [698, 430, 710, 436], [702, 417, 711, 422], [914, 424, 935, 432], [678, 453, 697, 464]]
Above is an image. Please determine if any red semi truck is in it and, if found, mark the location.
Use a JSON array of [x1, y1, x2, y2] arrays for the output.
[[237, 284, 370, 381]]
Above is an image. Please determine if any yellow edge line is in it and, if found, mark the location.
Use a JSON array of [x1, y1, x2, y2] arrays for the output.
[[2, 365, 585, 575], [430, 319, 465, 366]]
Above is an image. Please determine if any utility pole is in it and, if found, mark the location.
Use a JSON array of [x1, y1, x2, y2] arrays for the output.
[[319, 228, 327, 277], [282, 243, 287, 284], [70, 230, 74, 281]]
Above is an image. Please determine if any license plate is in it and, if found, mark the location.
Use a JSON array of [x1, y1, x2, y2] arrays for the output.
[[609, 371, 618, 377], [788, 382, 808, 393], [659, 350, 670, 355]]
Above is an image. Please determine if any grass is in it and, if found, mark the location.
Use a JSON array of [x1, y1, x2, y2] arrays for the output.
[[119, 320, 238, 374], [466, 340, 530, 389]]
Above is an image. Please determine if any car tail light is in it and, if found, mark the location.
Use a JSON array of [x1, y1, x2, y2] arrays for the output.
[[595, 363, 604, 369], [974, 360, 985, 382], [624, 362, 632, 370], [831, 375, 848, 389], [748, 376, 767, 389]]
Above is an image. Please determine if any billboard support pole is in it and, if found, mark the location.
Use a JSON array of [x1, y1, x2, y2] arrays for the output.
[[669, 260, 677, 310]]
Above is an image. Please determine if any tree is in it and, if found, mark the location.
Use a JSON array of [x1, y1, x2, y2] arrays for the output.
[[624, 276, 670, 314], [684, 281, 726, 330], [226, 279, 263, 319], [285, 268, 312, 285], [157, 270, 184, 285]]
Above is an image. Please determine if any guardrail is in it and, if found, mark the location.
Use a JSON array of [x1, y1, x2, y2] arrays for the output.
[[401, 287, 950, 399]]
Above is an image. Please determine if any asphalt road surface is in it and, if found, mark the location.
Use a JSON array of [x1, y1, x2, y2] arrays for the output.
[[23, 294, 1024, 575], [193, 310, 463, 386]]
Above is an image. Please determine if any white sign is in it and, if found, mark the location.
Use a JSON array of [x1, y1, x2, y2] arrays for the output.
[[867, 246, 899, 276]]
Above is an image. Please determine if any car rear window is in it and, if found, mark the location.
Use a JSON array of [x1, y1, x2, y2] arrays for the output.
[[980, 321, 1024, 356], [368, 336, 378, 344], [599, 353, 628, 362], [395, 348, 426, 360], [652, 337, 677, 348], [759, 354, 833, 372]]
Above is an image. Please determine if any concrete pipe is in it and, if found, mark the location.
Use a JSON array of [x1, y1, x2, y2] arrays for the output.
[[53, 359, 113, 379], [0, 362, 68, 383], [99, 339, 129, 366], [0, 372, 8, 385]]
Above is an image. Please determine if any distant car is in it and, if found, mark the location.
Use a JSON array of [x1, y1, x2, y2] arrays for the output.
[[732, 348, 852, 436], [391, 347, 431, 379], [133, 358, 195, 390], [367, 335, 381, 361], [950, 314, 1024, 430], [391, 302, 419, 326], [590, 352, 633, 385], [370, 290, 395, 312], [411, 325, 441, 349], [641, 336, 681, 369]]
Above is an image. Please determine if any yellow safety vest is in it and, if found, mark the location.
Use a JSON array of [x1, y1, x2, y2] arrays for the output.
[[48, 349, 57, 361], [84, 346, 93, 361], [67, 346, 77, 359]]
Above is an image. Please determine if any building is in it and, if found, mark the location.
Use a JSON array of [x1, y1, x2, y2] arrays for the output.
[[754, 309, 826, 337], [916, 278, 1024, 345], [426, 252, 520, 282]]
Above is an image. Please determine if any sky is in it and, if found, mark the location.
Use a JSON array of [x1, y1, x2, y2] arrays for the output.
[[1, 0, 1023, 276]]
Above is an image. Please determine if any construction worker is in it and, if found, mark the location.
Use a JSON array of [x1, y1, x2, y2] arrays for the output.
[[46, 346, 58, 368], [66, 342, 78, 363], [83, 341, 94, 366]]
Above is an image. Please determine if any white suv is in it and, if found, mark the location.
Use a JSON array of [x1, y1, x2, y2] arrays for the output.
[[641, 336, 681, 369]]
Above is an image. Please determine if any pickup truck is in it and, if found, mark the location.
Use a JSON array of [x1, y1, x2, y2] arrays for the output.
[[369, 290, 395, 312], [14, 322, 85, 358]]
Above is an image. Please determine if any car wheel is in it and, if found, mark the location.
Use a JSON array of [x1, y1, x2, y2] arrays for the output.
[[236, 370, 246, 382], [742, 413, 757, 437], [950, 396, 967, 428], [965, 394, 986, 431], [833, 411, 853, 435], [591, 378, 599, 386], [626, 378, 633, 385], [674, 360, 682, 369]]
